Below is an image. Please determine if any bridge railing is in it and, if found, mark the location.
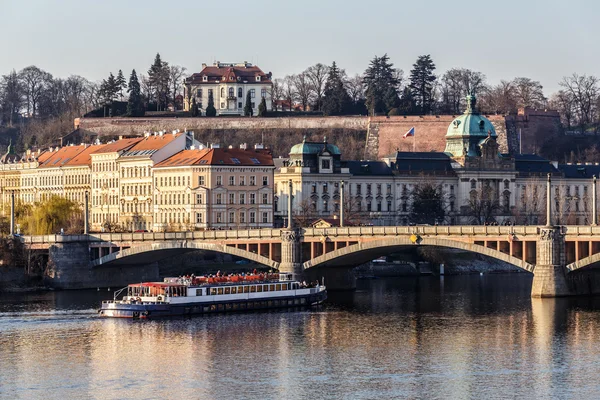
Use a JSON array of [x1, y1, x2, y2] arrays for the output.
[[301, 225, 542, 237]]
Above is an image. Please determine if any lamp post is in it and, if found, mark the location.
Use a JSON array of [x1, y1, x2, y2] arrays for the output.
[[287, 179, 293, 229], [10, 190, 15, 236], [340, 180, 344, 227], [546, 173, 552, 227], [593, 175, 597, 226], [84, 191, 89, 234]]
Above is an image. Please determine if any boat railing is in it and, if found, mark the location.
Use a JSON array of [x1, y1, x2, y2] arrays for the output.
[[113, 286, 129, 301]]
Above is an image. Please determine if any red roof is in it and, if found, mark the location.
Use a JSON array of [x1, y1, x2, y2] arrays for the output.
[[39, 145, 91, 169], [127, 133, 181, 151], [185, 63, 272, 85], [92, 138, 143, 154], [154, 147, 274, 168]]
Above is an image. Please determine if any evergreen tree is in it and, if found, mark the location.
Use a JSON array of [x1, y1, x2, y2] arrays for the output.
[[244, 91, 253, 116], [322, 61, 352, 116], [191, 97, 199, 117], [397, 87, 416, 115], [409, 54, 437, 114], [116, 69, 126, 99], [126, 69, 144, 117], [257, 97, 267, 117], [206, 91, 216, 117], [363, 54, 400, 115], [148, 53, 170, 111], [99, 72, 119, 103], [409, 181, 445, 225]]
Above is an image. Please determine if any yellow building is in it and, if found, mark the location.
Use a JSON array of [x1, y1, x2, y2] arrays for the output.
[[117, 131, 194, 231], [153, 145, 274, 231]]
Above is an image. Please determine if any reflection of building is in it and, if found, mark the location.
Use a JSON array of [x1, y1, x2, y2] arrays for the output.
[[183, 62, 272, 116], [275, 96, 600, 226], [153, 145, 275, 231]]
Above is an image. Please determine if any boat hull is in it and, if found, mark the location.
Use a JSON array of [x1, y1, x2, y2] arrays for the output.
[[100, 290, 327, 319]]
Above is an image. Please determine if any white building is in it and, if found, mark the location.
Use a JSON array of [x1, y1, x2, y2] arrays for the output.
[[183, 62, 273, 116]]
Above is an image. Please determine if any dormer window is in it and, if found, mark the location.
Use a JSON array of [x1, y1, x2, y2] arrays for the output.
[[230, 76, 234, 81], [256, 76, 261, 82], [237, 77, 241, 82], [202, 76, 207, 82]]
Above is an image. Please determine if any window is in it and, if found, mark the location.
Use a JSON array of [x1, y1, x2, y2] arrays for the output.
[[239, 176, 246, 186], [262, 176, 268, 186], [471, 179, 476, 189], [238, 88, 243, 98], [216, 176, 222, 186], [198, 176, 205, 186], [357, 184, 362, 195], [216, 212, 223, 223], [203, 76, 208, 82], [323, 183, 328, 193], [238, 102, 242, 108], [208, 89, 213, 97], [250, 193, 256, 204], [311, 184, 317, 194], [196, 212, 202, 223], [251, 102, 255, 108], [250, 176, 256, 186], [367, 202, 372, 212], [196, 89, 202, 97], [366, 184, 372, 194], [323, 201, 328, 212], [228, 87, 234, 97], [229, 212, 235, 224], [221, 87, 225, 97], [240, 212, 245, 223], [261, 89, 267, 98], [196, 194, 203, 204], [387, 201, 392, 211], [240, 193, 246, 204], [262, 212, 268, 223], [377, 202, 382, 212], [229, 193, 235, 204], [250, 212, 256, 223], [321, 159, 330, 169], [250, 89, 256, 98], [216, 194, 222, 204], [377, 184, 382, 195], [262, 193, 268, 204], [229, 176, 235, 185], [387, 184, 392, 195]]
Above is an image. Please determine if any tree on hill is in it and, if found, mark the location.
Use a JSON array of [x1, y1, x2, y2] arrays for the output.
[[116, 70, 126, 100], [99, 72, 119, 104], [0, 70, 23, 126], [126, 69, 144, 117], [409, 181, 445, 225], [363, 54, 400, 115], [191, 97, 199, 117], [244, 91, 253, 116], [258, 97, 267, 117], [409, 54, 437, 114], [148, 53, 170, 111], [322, 61, 352, 116], [206, 91, 216, 117]]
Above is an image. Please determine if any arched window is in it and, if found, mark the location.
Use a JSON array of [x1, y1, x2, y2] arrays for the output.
[[229, 87, 234, 97], [221, 87, 225, 97], [238, 87, 243, 98]]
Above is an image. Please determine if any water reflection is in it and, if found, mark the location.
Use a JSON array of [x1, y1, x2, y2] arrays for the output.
[[2, 275, 600, 399]]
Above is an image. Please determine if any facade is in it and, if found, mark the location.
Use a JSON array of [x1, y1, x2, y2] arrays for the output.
[[183, 62, 272, 116], [274, 96, 600, 226], [153, 145, 275, 231]]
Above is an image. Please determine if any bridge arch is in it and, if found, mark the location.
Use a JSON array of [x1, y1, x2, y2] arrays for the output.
[[567, 253, 600, 272], [303, 237, 534, 272], [91, 240, 279, 269]]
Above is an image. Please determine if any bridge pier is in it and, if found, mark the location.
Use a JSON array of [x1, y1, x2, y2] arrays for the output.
[[531, 227, 571, 297], [279, 229, 304, 280]]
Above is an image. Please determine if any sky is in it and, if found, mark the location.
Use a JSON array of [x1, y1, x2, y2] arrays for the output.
[[1, 0, 598, 94]]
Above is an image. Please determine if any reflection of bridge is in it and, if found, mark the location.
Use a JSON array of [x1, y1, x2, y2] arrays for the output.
[[22, 225, 600, 296]]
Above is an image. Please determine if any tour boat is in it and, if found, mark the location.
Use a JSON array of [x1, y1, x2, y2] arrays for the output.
[[99, 273, 327, 319]]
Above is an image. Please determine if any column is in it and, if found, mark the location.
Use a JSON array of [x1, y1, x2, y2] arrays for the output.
[[10, 191, 15, 236], [279, 229, 303, 280], [84, 191, 90, 235], [287, 179, 293, 229], [546, 173, 552, 227], [340, 180, 344, 227], [531, 227, 570, 297], [592, 175, 597, 226]]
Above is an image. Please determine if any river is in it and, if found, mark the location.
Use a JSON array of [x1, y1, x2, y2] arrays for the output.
[[2, 274, 600, 399]]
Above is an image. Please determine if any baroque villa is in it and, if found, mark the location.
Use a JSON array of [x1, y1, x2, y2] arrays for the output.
[[183, 62, 273, 116]]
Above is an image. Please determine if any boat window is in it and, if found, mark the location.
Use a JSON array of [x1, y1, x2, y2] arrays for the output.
[[210, 288, 217, 295], [276, 284, 281, 291], [282, 283, 288, 290], [218, 288, 224, 295], [231, 287, 237, 294], [250, 285, 256, 293], [196, 288, 203, 296], [270, 284, 275, 291], [256, 285, 263, 292], [238, 286, 244, 293], [225, 287, 231, 295], [244, 286, 250, 293]]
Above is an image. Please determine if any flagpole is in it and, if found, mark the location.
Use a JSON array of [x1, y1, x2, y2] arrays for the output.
[[413, 135, 415, 152]]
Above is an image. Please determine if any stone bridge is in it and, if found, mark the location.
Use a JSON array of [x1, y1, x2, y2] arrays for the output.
[[21, 225, 600, 296]]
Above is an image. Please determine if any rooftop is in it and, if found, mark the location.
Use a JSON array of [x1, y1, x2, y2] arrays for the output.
[[185, 62, 272, 85], [154, 147, 274, 168]]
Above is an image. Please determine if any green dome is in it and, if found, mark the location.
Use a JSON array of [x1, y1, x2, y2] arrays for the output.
[[289, 137, 341, 156], [444, 95, 497, 157]]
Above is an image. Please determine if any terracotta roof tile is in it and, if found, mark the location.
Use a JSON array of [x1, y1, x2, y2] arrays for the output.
[[39, 145, 90, 168], [185, 64, 272, 85], [127, 133, 180, 151], [155, 148, 274, 168], [91, 138, 143, 154], [63, 144, 107, 166]]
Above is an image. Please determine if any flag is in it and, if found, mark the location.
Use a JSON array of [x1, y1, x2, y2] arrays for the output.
[[403, 127, 415, 139]]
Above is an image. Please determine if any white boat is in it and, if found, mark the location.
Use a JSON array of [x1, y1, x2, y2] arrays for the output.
[[99, 273, 327, 319]]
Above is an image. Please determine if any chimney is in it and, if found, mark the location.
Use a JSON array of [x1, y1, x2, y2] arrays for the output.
[[190, 145, 196, 150], [254, 143, 264, 150], [202, 63, 207, 69], [211, 143, 220, 149], [240, 143, 248, 150], [119, 135, 123, 140]]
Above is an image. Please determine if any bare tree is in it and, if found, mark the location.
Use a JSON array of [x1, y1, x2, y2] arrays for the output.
[[513, 77, 546, 109], [283, 76, 296, 111], [269, 78, 284, 111], [440, 68, 486, 113], [291, 72, 313, 111], [346, 74, 365, 104], [512, 177, 545, 225], [168, 65, 187, 111], [305, 63, 329, 111], [294, 198, 317, 227], [18, 65, 52, 117], [560, 73, 599, 128], [0, 70, 23, 126], [549, 90, 576, 129], [466, 183, 501, 225], [479, 80, 517, 114], [139, 73, 153, 110]]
